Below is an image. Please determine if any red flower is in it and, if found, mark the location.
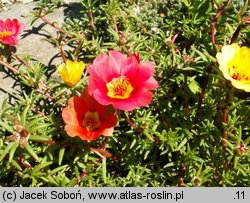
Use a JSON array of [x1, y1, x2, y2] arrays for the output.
[[62, 88, 118, 142], [0, 18, 25, 45], [87, 51, 159, 111]]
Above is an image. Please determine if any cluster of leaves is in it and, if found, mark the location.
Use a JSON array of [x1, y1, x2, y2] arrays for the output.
[[0, 0, 249, 186]]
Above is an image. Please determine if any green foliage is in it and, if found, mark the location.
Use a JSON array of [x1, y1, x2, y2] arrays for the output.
[[0, 0, 249, 186]]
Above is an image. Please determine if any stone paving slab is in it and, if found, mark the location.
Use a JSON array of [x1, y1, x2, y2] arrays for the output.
[[0, 0, 81, 105]]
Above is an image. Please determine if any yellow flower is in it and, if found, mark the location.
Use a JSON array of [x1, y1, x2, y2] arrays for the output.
[[57, 60, 85, 87], [216, 43, 250, 92]]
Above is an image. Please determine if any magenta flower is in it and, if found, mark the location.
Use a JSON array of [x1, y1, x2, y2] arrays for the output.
[[87, 51, 158, 111], [0, 18, 25, 45]]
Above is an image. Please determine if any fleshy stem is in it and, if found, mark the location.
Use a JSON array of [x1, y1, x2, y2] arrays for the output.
[[222, 84, 231, 152], [120, 110, 144, 134], [194, 63, 213, 124], [7, 45, 29, 67], [124, 113, 138, 129], [212, 0, 233, 45], [75, 157, 102, 186], [184, 71, 190, 117], [31, 139, 115, 159], [226, 155, 235, 172], [0, 59, 20, 75], [33, 81, 66, 107], [18, 154, 33, 169], [36, 11, 73, 38], [0, 58, 65, 106], [74, 137, 109, 186], [36, 9, 88, 46], [195, 0, 233, 123], [59, 44, 67, 63], [89, 147, 114, 159], [178, 162, 186, 187], [0, 59, 30, 81], [74, 41, 83, 61], [88, 6, 96, 37], [230, 24, 244, 44], [208, 147, 220, 181], [112, 15, 119, 34]]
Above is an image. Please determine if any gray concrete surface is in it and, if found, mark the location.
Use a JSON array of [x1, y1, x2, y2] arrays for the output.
[[0, 1, 81, 105]]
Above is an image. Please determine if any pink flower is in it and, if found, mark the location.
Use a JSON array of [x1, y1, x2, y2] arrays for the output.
[[0, 18, 25, 45], [87, 51, 159, 111], [62, 88, 118, 142]]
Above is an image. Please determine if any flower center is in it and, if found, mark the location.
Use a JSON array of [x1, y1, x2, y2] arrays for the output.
[[82, 111, 101, 131], [106, 76, 134, 99], [228, 47, 250, 82], [230, 66, 249, 81], [0, 31, 11, 39]]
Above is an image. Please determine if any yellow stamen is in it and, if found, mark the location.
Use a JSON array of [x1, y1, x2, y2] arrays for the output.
[[0, 31, 11, 39], [228, 47, 250, 82], [106, 76, 134, 99], [82, 111, 101, 131]]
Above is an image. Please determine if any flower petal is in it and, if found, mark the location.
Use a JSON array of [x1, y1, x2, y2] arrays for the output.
[[87, 51, 158, 111], [142, 77, 159, 90], [83, 130, 102, 142], [15, 19, 25, 36], [216, 43, 240, 80], [102, 127, 115, 137], [65, 125, 84, 138], [62, 87, 117, 142], [2, 36, 17, 45], [62, 106, 79, 127], [57, 60, 85, 86], [231, 81, 250, 92], [216, 43, 250, 92], [57, 63, 69, 82], [131, 62, 156, 88], [92, 88, 113, 106], [121, 54, 140, 77], [108, 50, 126, 75], [134, 89, 154, 107], [111, 97, 138, 111], [0, 18, 24, 45], [88, 53, 117, 83], [88, 67, 108, 95]]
